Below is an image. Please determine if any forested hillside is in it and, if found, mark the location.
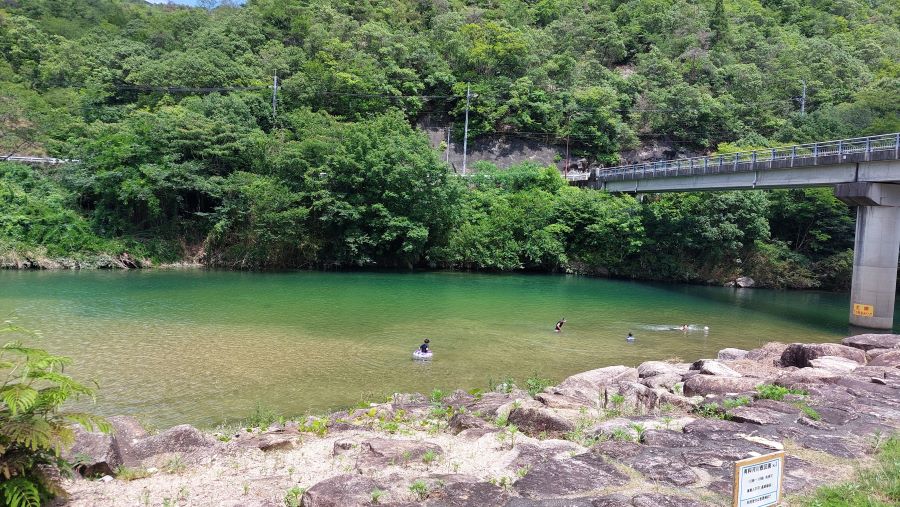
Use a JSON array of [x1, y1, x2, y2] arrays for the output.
[[1, 0, 897, 287]]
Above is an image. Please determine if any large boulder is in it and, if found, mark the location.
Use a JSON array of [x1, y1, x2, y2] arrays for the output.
[[65, 416, 148, 476], [513, 453, 629, 498], [637, 361, 687, 378], [640, 373, 683, 390], [808, 356, 860, 373], [691, 359, 742, 378], [302, 474, 385, 507], [127, 425, 218, 465], [65, 426, 116, 477], [466, 391, 530, 418], [717, 348, 748, 361], [869, 350, 900, 368], [507, 400, 575, 434], [775, 367, 841, 388], [745, 342, 789, 366], [683, 376, 762, 397], [780, 343, 865, 368], [841, 334, 900, 351], [448, 413, 492, 435], [736, 276, 755, 288], [551, 366, 639, 403]]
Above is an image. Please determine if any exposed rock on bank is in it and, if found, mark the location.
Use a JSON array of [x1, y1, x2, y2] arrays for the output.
[[62, 334, 900, 506]]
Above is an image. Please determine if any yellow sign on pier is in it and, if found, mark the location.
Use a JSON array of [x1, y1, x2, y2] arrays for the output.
[[853, 303, 874, 317]]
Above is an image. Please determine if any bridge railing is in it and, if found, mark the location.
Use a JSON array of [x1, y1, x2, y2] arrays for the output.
[[1, 155, 77, 165], [567, 132, 900, 182]]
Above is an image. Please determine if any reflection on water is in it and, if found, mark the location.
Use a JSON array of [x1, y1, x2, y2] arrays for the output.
[[0, 270, 884, 427]]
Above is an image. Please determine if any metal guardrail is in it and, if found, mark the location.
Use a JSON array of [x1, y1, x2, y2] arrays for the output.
[[567, 133, 900, 183], [1, 155, 77, 165]]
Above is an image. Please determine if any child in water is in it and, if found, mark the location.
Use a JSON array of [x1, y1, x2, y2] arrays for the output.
[[627, 332, 635, 341], [420, 339, 430, 353]]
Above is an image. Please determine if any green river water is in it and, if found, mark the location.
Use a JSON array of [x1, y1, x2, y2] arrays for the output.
[[0, 270, 887, 428]]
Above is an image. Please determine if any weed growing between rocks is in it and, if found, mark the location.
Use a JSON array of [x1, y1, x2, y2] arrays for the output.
[[524, 374, 553, 396], [756, 384, 807, 401], [283, 486, 304, 507], [370, 488, 384, 504], [799, 434, 899, 506], [409, 480, 429, 500], [114, 466, 152, 481]]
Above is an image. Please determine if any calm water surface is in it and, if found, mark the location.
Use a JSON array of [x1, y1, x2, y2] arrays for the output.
[[0, 270, 886, 428]]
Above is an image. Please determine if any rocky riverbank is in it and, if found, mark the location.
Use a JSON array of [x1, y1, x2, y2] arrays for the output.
[[59, 334, 900, 507]]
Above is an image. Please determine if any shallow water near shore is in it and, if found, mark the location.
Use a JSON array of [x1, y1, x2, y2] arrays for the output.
[[0, 270, 888, 428]]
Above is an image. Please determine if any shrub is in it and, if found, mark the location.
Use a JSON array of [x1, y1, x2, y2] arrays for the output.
[[409, 480, 429, 500], [756, 384, 806, 401], [0, 327, 109, 507], [524, 374, 553, 396]]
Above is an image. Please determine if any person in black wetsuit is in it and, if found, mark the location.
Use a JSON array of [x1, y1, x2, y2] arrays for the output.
[[420, 339, 430, 353], [555, 318, 566, 333]]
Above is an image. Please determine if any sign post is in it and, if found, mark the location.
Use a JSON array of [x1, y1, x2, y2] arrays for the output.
[[733, 451, 785, 507]]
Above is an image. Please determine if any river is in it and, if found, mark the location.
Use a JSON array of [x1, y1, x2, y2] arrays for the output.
[[0, 270, 885, 428]]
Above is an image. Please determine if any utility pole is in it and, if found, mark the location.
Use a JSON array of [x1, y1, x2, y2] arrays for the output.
[[446, 125, 451, 163], [462, 84, 471, 175], [272, 74, 278, 120], [800, 79, 806, 115]]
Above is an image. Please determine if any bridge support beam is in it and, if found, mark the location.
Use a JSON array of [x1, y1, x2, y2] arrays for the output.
[[836, 183, 900, 329]]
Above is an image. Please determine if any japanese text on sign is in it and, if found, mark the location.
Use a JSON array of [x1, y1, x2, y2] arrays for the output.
[[733, 452, 784, 507]]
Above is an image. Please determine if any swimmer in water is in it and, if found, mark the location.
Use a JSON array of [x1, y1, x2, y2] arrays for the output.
[[555, 318, 567, 333], [681, 324, 689, 332], [419, 339, 430, 353], [626, 332, 635, 341]]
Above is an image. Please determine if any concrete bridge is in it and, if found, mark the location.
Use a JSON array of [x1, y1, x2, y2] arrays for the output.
[[569, 133, 900, 330]]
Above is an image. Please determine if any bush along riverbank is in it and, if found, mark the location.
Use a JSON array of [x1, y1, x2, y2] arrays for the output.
[[58, 334, 900, 507], [1, 161, 856, 291]]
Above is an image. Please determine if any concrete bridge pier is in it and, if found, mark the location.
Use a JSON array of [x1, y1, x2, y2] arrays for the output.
[[836, 183, 900, 329]]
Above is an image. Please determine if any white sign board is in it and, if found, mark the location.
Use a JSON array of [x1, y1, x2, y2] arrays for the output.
[[733, 451, 785, 507]]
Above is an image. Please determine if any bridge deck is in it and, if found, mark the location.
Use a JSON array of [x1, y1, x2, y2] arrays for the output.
[[568, 133, 900, 192]]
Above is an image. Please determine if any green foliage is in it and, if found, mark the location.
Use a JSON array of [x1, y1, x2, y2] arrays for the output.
[[283, 486, 305, 507], [422, 449, 438, 464], [756, 384, 807, 401], [408, 480, 429, 501], [0, 0, 890, 285], [722, 396, 751, 409], [524, 374, 553, 396], [115, 466, 152, 481], [244, 403, 278, 430], [429, 389, 445, 404], [0, 325, 109, 507], [370, 488, 384, 504], [800, 434, 899, 506]]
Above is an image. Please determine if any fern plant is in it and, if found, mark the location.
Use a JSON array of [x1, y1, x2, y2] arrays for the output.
[[0, 324, 109, 507]]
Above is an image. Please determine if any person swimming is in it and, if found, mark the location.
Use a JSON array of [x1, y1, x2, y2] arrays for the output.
[[419, 339, 430, 353], [680, 324, 689, 332], [555, 318, 567, 333], [626, 332, 635, 341]]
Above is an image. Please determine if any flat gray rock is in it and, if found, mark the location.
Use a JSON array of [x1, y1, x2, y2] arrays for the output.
[[641, 430, 701, 448], [717, 348, 748, 361], [841, 333, 900, 351], [425, 481, 509, 507], [809, 355, 861, 373], [632, 494, 708, 507], [513, 454, 629, 498], [302, 474, 385, 507], [683, 375, 761, 396], [358, 438, 443, 470], [727, 406, 788, 425]]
